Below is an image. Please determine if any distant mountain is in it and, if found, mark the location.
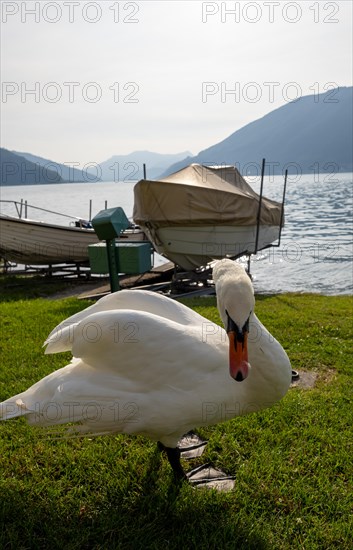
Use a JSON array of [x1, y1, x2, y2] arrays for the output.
[[12, 151, 99, 183], [161, 87, 353, 177], [4, 149, 193, 184], [0, 149, 65, 185], [97, 150, 192, 181]]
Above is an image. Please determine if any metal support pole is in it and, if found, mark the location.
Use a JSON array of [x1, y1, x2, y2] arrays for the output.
[[254, 158, 265, 254], [106, 239, 119, 292], [247, 255, 251, 278], [277, 169, 288, 246], [143, 163, 147, 179]]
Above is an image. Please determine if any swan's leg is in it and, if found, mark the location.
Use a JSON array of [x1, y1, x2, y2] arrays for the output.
[[158, 443, 187, 480], [158, 441, 235, 491]]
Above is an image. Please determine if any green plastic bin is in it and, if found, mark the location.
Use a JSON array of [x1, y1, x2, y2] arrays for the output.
[[88, 242, 152, 275]]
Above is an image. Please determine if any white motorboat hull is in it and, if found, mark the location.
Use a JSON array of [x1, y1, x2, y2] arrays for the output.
[[0, 215, 100, 264], [144, 224, 280, 270], [0, 215, 145, 265]]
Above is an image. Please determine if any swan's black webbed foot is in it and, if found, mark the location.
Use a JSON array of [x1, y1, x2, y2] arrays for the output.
[[186, 463, 235, 491], [177, 431, 208, 458], [159, 432, 235, 491]]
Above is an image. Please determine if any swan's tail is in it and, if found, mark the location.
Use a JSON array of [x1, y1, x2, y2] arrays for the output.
[[0, 395, 33, 421], [0, 363, 78, 424], [0, 394, 124, 440]]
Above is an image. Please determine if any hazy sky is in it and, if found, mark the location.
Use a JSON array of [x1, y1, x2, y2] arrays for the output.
[[1, 0, 352, 166]]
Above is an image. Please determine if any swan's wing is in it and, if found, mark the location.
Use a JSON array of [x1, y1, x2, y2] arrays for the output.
[[45, 290, 205, 344], [45, 309, 225, 386], [2, 310, 226, 438]]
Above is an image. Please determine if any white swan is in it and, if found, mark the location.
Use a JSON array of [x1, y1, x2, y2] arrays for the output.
[[0, 260, 291, 479]]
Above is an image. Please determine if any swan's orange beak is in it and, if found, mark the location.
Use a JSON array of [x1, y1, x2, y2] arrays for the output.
[[228, 331, 250, 382]]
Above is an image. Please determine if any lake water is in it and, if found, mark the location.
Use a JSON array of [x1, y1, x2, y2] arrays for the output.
[[1, 173, 352, 295]]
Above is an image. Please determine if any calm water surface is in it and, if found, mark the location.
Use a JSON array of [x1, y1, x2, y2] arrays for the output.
[[1, 174, 352, 295]]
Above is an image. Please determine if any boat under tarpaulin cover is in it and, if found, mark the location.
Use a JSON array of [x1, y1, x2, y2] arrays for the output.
[[133, 164, 282, 228], [133, 164, 284, 270]]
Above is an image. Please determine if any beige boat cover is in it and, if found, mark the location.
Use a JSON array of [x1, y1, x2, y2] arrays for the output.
[[133, 164, 283, 228]]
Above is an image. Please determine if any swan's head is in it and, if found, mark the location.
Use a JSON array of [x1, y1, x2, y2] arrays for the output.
[[213, 259, 255, 382]]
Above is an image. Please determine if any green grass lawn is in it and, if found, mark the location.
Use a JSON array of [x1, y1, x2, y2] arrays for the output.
[[0, 290, 352, 549]]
